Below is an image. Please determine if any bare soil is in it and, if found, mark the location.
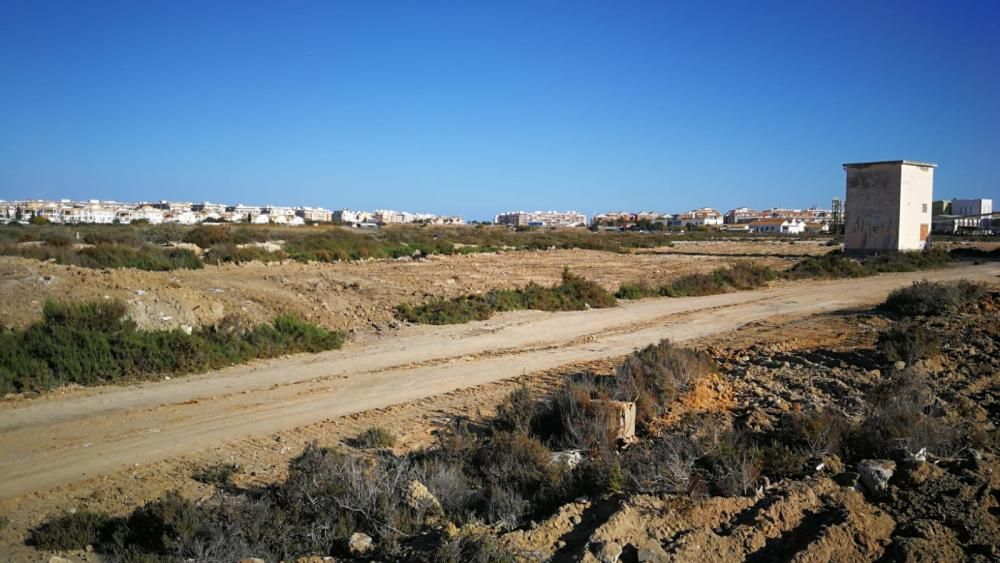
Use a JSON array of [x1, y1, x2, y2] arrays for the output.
[[0, 240, 829, 333]]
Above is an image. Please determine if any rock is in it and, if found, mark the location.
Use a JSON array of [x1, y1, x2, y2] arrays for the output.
[[637, 539, 670, 562], [594, 401, 636, 441], [405, 479, 442, 513], [570, 514, 583, 525], [49, 557, 73, 563], [348, 532, 374, 556], [240, 559, 266, 563], [857, 459, 895, 495], [893, 360, 907, 371], [597, 541, 623, 563], [551, 450, 585, 470]]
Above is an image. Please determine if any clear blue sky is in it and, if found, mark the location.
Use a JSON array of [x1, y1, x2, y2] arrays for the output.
[[2, 0, 998, 220]]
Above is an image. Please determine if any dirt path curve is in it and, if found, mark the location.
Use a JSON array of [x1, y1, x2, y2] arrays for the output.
[[2, 264, 997, 499]]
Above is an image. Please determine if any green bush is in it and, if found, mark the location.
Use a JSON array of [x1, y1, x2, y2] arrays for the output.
[[29, 510, 112, 550], [785, 248, 953, 280], [883, 280, 985, 317], [617, 262, 776, 300], [397, 270, 615, 325], [878, 321, 939, 365], [0, 240, 203, 271], [0, 300, 344, 394]]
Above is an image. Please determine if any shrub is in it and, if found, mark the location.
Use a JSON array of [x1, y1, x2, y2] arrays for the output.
[[357, 426, 398, 449], [492, 386, 536, 434], [620, 262, 776, 299], [883, 280, 985, 317], [785, 249, 953, 280], [0, 300, 344, 394], [849, 374, 960, 459], [698, 429, 763, 497], [397, 270, 615, 325], [29, 510, 112, 550], [622, 434, 700, 494], [615, 281, 656, 300], [183, 225, 233, 248], [613, 340, 717, 426], [192, 462, 240, 486], [878, 321, 939, 365], [433, 528, 518, 563]]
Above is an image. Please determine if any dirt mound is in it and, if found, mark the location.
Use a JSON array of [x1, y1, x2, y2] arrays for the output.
[[502, 477, 895, 561]]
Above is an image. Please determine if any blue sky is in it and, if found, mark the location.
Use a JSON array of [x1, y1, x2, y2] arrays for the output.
[[1, 0, 998, 220]]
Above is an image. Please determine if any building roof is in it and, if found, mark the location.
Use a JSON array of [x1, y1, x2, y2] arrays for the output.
[[748, 218, 791, 226], [842, 160, 938, 168]]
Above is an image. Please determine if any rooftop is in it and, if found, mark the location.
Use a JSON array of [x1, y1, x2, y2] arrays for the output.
[[842, 160, 938, 168]]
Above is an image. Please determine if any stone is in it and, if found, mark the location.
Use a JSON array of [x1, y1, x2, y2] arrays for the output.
[[597, 541, 623, 563], [570, 514, 583, 525], [551, 450, 585, 470], [48, 558, 73, 563], [595, 401, 637, 441], [893, 361, 907, 371], [348, 532, 374, 556], [240, 559, 266, 563], [637, 539, 670, 562], [857, 459, 896, 495], [405, 479, 442, 513]]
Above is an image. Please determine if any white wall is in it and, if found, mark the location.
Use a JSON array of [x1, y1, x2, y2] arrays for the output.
[[898, 164, 934, 251]]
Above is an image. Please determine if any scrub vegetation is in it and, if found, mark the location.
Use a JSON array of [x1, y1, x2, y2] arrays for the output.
[[0, 300, 343, 394]]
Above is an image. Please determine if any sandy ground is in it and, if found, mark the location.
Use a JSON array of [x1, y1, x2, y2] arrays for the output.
[[0, 240, 831, 333], [1, 263, 997, 554]]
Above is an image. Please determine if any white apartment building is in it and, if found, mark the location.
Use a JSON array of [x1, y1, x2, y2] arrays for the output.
[[494, 210, 587, 228]]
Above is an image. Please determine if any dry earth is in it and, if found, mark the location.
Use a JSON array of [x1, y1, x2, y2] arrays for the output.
[[0, 240, 829, 333]]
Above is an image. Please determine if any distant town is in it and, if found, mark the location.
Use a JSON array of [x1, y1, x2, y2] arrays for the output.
[[0, 195, 993, 235]]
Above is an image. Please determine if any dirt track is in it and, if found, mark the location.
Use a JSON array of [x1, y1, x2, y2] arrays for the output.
[[2, 263, 998, 501]]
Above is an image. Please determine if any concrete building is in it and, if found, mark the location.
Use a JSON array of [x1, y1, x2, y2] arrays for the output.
[[843, 160, 936, 253], [494, 211, 587, 228], [748, 218, 805, 234], [951, 198, 993, 230]]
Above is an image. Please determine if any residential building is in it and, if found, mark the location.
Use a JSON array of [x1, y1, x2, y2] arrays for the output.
[[494, 211, 587, 228], [724, 207, 763, 224], [296, 207, 333, 223], [843, 160, 936, 253], [748, 218, 806, 234], [669, 208, 723, 229]]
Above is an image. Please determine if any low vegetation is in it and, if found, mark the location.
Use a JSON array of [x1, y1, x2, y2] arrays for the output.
[[191, 463, 241, 487], [0, 223, 682, 270], [784, 248, 954, 279], [0, 300, 343, 394], [356, 426, 398, 449], [397, 269, 616, 324], [615, 262, 777, 299], [882, 279, 985, 317]]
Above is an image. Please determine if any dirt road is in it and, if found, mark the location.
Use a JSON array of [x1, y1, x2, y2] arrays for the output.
[[2, 263, 997, 500]]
